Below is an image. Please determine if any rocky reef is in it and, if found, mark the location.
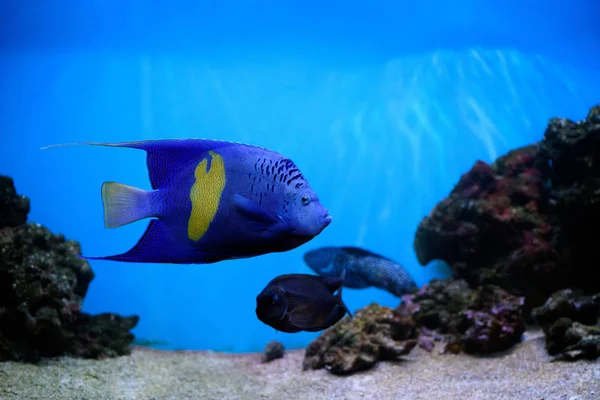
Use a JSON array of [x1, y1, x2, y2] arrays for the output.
[[305, 104, 600, 372], [262, 340, 285, 363], [413, 144, 557, 311], [532, 289, 600, 361], [303, 304, 417, 375], [0, 175, 139, 362], [303, 280, 525, 375], [414, 105, 600, 310], [396, 279, 526, 355], [411, 104, 600, 359]]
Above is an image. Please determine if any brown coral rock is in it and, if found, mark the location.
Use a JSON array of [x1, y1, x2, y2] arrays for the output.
[[414, 104, 600, 311], [302, 303, 417, 375]]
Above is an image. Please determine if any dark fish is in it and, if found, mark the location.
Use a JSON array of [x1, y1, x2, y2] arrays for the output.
[[255, 272, 353, 333], [303, 246, 417, 297], [41, 139, 332, 264]]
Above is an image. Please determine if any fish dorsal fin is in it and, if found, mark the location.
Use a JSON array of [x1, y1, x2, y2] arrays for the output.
[[340, 246, 389, 260], [321, 273, 344, 294], [41, 138, 283, 190], [333, 280, 353, 319]]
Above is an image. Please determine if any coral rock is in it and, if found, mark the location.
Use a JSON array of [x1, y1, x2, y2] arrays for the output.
[[0, 174, 139, 362], [414, 104, 600, 311], [262, 340, 285, 363], [532, 289, 600, 361], [0, 176, 30, 229], [303, 303, 417, 375], [396, 279, 526, 355]]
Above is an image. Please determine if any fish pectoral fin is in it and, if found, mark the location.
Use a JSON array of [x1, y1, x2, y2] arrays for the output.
[[301, 307, 343, 332], [289, 306, 322, 330], [233, 194, 281, 232]]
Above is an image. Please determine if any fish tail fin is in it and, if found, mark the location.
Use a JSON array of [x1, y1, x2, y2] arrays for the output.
[[101, 181, 156, 229]]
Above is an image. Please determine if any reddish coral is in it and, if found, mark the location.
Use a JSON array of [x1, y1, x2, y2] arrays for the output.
[[414, 143, 560, 310], [414, 104, 600, 358]]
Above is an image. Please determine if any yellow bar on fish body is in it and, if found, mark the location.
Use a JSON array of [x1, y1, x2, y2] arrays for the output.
[[188, 150, 226, 241]]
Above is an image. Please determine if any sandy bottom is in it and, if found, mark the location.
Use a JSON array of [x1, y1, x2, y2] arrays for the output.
[[0, 329, 598, 400]]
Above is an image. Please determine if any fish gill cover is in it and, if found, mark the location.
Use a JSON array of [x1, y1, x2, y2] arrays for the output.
[[0, 47, 598, 353]]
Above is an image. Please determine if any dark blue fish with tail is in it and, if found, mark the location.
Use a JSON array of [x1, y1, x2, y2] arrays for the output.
[[255, 272, 352, 333], [303, 246, 417, 297], [42, 139, 332, 264]]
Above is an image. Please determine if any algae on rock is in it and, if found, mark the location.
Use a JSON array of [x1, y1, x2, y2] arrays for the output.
[[413, 104, 600, 360], [396, 279, 526, 355], [532, 289, 600, 361], [303, 303, 417, 375], [0, 174, 139, 362], [414, 105, 600, 313]]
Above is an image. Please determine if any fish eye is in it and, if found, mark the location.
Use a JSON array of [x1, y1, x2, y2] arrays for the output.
[[300, 195, 311, 206], [272, 294, 279, 304]]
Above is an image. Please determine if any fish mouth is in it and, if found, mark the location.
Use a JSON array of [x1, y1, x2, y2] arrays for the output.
[[322, 211, 333, 225]]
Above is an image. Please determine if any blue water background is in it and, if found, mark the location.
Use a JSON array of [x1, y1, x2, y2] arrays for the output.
[[1, 1, 599, 352]]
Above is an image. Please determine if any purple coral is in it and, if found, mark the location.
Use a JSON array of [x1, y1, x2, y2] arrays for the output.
[[394, 279, 526, 355]]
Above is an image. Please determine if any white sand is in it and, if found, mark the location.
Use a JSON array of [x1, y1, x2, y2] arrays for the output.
[[0, 329, 598, 400]]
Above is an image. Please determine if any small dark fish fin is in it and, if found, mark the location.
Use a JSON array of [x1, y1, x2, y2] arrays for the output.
[[288, 302, 323, 330], [320, 277, 343, 293], [320, 268, 346, 293], [79, 219, 228, 264], [41, 139, 233, 190], [340, 246, 389, 260], [340, 246, 395, 262], [233, 194, 283, 232], [100, 181, 156, 229], [302, 305, 348, 332], [269, 273, 321, 285], [334, 284, 353, 319]]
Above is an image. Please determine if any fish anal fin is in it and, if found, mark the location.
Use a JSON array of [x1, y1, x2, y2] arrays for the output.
[[80, 219, 230, 264]]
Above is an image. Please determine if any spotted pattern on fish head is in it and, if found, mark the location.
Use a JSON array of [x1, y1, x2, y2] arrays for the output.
[[187, 150, 226, 241], [243, 155, 331, 237], [263, 157, 331, 237], [245, 155, 287, 210]]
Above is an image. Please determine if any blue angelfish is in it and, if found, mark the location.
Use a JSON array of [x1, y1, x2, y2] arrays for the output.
[[42, 139, 333, 264]]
